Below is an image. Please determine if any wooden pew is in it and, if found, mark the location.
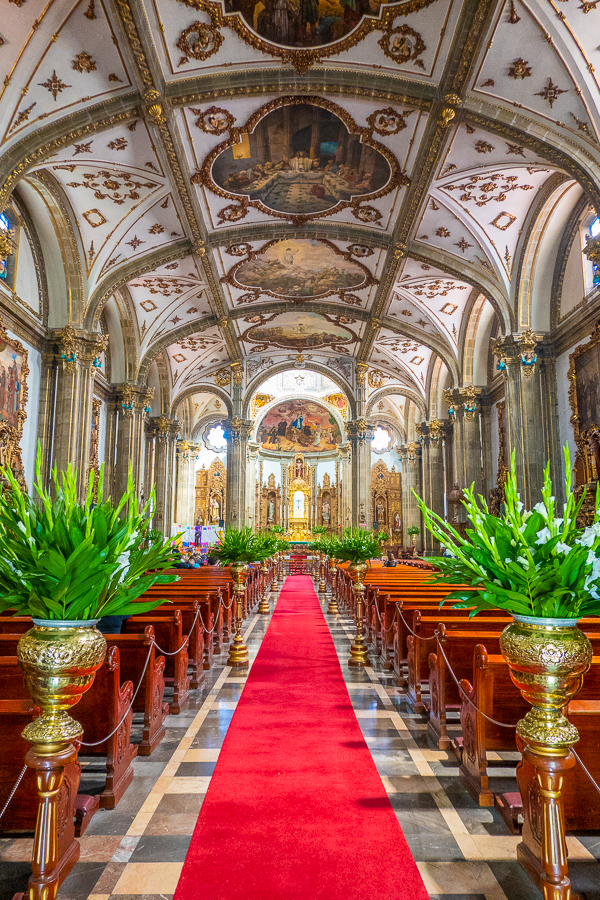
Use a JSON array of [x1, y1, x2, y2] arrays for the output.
[[103, 628, 169, 756], [124, 611, 190, 714], [75, 646, 137, 809], [132, 598, 206, 687]]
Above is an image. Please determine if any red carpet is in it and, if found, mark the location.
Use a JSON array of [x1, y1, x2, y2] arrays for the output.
[[174, 575, 429, 900]]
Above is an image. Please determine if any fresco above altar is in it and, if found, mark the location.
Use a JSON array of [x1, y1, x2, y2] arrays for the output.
[[257, 399, 342, 452]]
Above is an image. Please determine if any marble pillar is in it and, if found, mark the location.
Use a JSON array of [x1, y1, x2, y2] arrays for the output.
[[399, 443, 422, 548]]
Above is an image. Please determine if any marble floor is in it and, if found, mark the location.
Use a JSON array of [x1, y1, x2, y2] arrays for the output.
[[1, 580, 599, 900]]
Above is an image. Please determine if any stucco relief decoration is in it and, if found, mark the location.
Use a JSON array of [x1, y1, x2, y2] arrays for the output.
[[239, 311, 359, 354], [366, 108, 414, 136], [347, 244, 374, 257], [175, 0, 439, 73], [176, 18, 224, 63], [225, 242, 252, 256], [198, 97, 406, 226], [190, 106, 235, 135], [378, 24, 426, 67], [518, 329, 538, 377], [223, 238, 375, 302], [442, 173, 534, 208], [0, 319, 29, 490]]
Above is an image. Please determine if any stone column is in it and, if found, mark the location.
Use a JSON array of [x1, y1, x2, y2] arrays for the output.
[[445, 387, 484, 501], [188, 446, 199, 526], [338, 445, 351, 531], [346, 418, 373, 527], [246, 442, 260, 530], [399, 443, 422, 548], [281, 464, 288, 533], [494, 332, 563, 508], [420, 420, 446, 552], [49, 328, 107, 498], [174, 441, 191, 528], [112, 385, 154, 502], [224, 417, 252, 527], [143, 421, 156, 511], [150, 417, 179, 536]]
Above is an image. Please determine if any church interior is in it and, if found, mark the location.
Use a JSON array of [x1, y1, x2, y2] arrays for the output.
[[1, 0, 600, 897]]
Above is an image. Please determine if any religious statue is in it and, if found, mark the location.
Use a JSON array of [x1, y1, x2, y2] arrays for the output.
[[376, 500, 385, 524], [210, 496, 220, 523], [267, 498, 275, 523], [322, 498, 330, 524], [295, 457, 304, 478], [394, 512, 401, 532]]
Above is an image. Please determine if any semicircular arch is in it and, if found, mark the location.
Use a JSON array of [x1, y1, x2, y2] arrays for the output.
[[242, 362, 356, 419]]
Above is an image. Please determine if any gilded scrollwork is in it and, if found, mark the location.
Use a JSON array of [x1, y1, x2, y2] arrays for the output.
[[378, 24, 426, 67], [176, 19, 224, 64], [0, 317, 29, 490], [189, 106, 235, 135]]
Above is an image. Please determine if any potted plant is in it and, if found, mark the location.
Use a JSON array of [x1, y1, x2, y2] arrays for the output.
[[330, 529, 382, 666], [415, 447, 597, 751], [212, 527, 274, 666], [0, 453, 177, 748], [407, 525, 420, 549]]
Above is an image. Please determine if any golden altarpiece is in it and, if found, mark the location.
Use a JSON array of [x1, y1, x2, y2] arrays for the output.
[[371, 460, 402, 537], [568, 322, 600, 525], [195, 458, 227, 525], [254, 453, 340, 539]]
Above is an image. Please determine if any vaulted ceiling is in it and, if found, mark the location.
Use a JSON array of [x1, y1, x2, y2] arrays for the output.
[[1, 0, 598, 422]]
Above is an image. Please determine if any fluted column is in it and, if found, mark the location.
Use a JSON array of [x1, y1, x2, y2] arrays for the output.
[[494, 332, 562, 508], [420, 420, 446, 552], [399, 443, 422, 547], [445, 387, 484, 501], [346, 418, 373, 527], [112, 384, 154, 501], [338, 445, 351, 531], [175, 441, 191, 527], [225, 417, 252, 527], [150, 417, 180, 536], [246, 442, 260, 530], [48, 327, 107, 497]]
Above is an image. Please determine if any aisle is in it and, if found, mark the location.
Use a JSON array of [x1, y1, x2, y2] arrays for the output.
[[173, 575, 429, 900]]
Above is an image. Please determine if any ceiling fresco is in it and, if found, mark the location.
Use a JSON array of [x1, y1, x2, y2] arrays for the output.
[[0, 0, 598, 426]]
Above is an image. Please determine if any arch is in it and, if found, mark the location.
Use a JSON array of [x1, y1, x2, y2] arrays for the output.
[[172, 384, 234, 418], [243, 362, 356, 419], [366, 386, 427, 419], [380, 319, 460, 385], [85, 240, 191, 329], [137, 315, 220, 380], [462, 295, 495, 386], [516, 179, 582, 332], [18, 174, 85, 328], [369, 414, 406, 447], [192, 412, 229, 444], [550, 194, 592, 330]]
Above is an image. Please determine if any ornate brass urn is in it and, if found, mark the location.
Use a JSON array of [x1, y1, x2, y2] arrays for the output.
[[500, 614, 592, 747], [17, 619, 107, 746]]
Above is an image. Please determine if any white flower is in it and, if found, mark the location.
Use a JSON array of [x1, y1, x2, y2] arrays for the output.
[[504, 558, 513, 564], [555, 542, 572, 555], [115, 551, 131, 584], [517, 556, 529, 567], [17, 522, 27, 533], [516, 501, 524, 513], [536, 527, 552, 544], [578, 522, 600, 548], [533, 502, 547, 517]]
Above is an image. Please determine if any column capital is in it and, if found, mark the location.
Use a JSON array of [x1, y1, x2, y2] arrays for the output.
[[50, 326, 108, 375], [345, 417, 373, 444], [492, 329, 555, 379], [147, 415, 180, 441], [443, 385, 482, 420], [113, 383, 154, 418]]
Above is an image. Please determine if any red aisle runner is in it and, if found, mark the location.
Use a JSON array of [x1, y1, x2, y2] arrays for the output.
[[174, 575, 429, 900]]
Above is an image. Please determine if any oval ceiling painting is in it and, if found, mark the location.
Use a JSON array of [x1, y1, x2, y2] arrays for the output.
[[211, 102, 392, 217], [240, 311, 358, 351], [231, 239, 370, 299], [257, 400, 342, 453]]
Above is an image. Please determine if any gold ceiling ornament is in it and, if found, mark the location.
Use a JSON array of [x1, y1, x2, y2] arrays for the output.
[[72, 51, 97, 73], [366, 107, 414, 136], [251, 392, 274, 419], [174, 0, 441, 74], [189, 105, 235, 135], [508, 57, 531, 79], [0, 227, 16, 260], [356, 362, 369, 387], [214, 367, 231, 387], [378, 25, 426, 67], [438, 93, 461, 127], [176, 18, 224, 64], [461, 384, 479, 419], [230, 361, 244, 386], [368, 369, 388, 389]]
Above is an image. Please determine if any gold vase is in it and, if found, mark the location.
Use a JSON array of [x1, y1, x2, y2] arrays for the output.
[[17, 619, 107, 746], [348, 562, 370, 667], [499, 614, 593, 747], [227, 562, 249, 667]]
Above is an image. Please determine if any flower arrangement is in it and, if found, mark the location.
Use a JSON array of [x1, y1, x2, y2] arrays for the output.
[[407, 526, 420, 537], [0, 453, 177, 621], [416, 447, 600, 619], [329, 528, 382, 565], [212, 527, 276, 566]]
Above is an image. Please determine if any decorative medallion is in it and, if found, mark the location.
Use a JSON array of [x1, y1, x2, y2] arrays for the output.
[[378, 24, 426, 67], [38, 70, 72, 100], [508, 57, 531, 79], [347, 244, 374, 257], [366, 107, 414, 135], [225, 242, 252, 256], [176, 19, 224, 63], [200, 98, 404, 225], [535, 78, 568, 108], [190, 106, 235, 135], [239, 311, 358, 353], [72, 51, 97, 73], [223, 238, 375, 301], [175, 0, 439, 73]]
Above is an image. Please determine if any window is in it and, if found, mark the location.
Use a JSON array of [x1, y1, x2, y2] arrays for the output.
[[0, 213, 10, 282], [206, 425, 227, 450], [591, 216, 600, 239], [372, 426, 392, 453]]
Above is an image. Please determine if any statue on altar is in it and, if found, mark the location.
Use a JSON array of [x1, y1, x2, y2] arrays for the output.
[[322, 498, 330, 524]]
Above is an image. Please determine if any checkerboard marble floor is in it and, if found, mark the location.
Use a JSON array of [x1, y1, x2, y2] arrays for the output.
[[2, 581, 599, 900]]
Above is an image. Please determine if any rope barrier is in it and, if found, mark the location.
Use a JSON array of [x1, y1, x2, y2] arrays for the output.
[[395, 604, 438, 642], [0, 764, 28, 821], [573, 750, 600, 799]]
